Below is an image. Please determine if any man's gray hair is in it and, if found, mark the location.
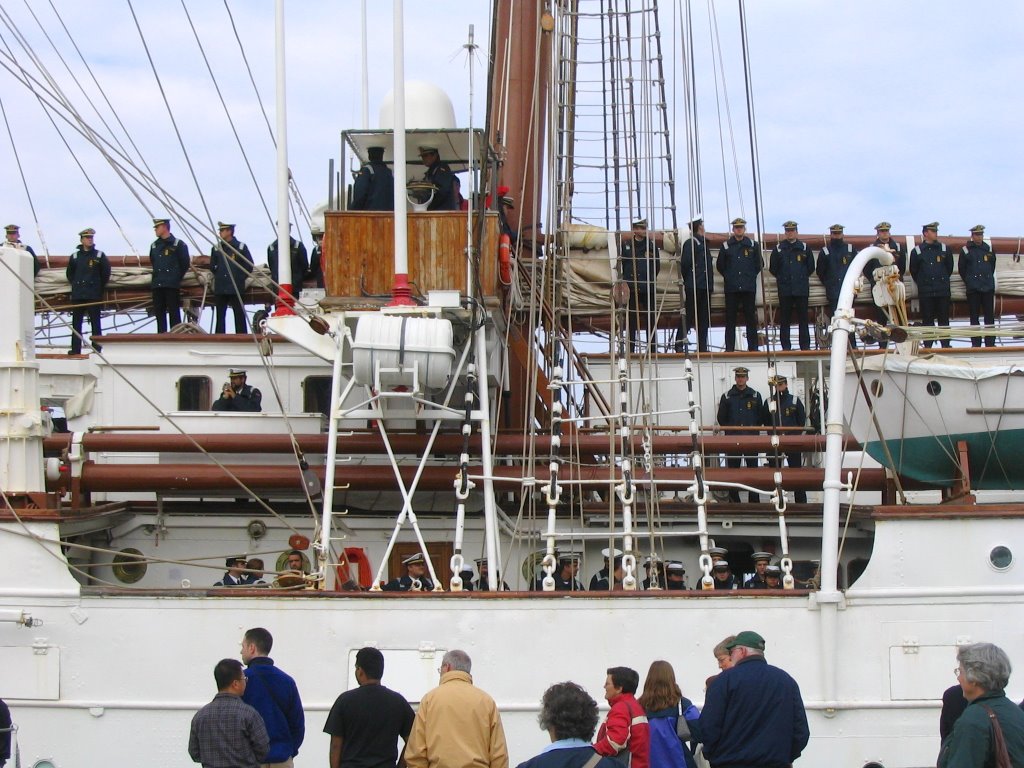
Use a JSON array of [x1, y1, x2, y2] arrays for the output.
[[443, 649, 472, 673], [958, 642, 1012, 692]]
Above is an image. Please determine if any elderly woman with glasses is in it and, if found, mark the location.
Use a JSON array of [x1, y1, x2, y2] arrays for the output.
[[938, 643, 1024, 767]]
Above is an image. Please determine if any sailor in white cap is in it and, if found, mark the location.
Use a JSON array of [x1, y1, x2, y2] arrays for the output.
[[743, 552, 774, 589], [542, 551, 585, 591], [383, 552, 435, 592], [211, 368, 262, 412], [665, 560, 688, 590], [641, 555, 665, 590], [589, 547, 624, 591], [712, 559, 738, 590]]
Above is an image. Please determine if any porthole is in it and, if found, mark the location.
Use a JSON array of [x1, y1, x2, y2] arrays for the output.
[[869, 379, 884, 397], [112, 548, 147, 583], [990, 545, 1012, 571], [926, 380, 941, 396]]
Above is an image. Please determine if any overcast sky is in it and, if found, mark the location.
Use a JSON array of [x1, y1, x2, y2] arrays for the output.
[[1, 1, 1021, 259]]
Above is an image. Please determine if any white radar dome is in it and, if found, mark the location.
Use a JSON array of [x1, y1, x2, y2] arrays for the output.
[[378, 81, 456, 130]]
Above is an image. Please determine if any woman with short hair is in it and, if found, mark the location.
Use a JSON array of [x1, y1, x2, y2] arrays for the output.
[[516, 682, 621, 768], [938, 642, 1024, 767]]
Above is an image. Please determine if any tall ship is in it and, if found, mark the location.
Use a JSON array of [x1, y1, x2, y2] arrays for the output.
[[1, 2, 1021, 767]]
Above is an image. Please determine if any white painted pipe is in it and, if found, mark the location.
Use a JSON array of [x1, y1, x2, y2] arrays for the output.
[[274, 0, 291, 291]]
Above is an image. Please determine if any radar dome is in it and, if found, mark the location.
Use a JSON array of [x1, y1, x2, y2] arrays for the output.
[[378, 81, 456, 129]]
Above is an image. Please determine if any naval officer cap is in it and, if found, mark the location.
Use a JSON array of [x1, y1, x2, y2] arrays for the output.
[[970, 224, 986, 234], [922, 221, 939, 232], [217, 221, 235, 230], [689, 215, 704, 228], [79, 228, 96, 237], [226, 554, 247, 567], [228, 368, 247, 377], [730, 217, 747, 227], [4, 224, 19, 233], [829, 223, 845, 233], [875, 221, 892, 231], [152, 217, 170, 227], [733, 367, 749, 376], [631, 218, 648, 229], [725, 630, 767, 651], [402, 552, 426, 566], [474, 557, 488, 566], [769, 374, 787, 385], [782, 220, 798, 230], [417, 146, 438, 156], [751, 551, 773, 562]]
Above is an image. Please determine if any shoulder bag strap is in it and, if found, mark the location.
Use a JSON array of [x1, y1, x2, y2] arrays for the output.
[[581, 751, 604, 768], [982, 705, 1012, 768]]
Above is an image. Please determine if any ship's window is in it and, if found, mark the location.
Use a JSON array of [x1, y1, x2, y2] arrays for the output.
[[178, 376, 213, 410], [990, 545, 1012, 571], [112, 548, 147, 583], [926, 380, 941, 396], [869, 379, 884, 398], [303, 375, 333, 414]]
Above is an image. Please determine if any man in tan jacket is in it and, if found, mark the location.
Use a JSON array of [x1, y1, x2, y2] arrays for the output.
[[404, 649, 508, 768]]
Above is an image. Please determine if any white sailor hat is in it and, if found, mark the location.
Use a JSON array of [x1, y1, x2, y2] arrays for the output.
[[402, 552, 426, 566], [631, 218, 648, 229], [601, 547, 624, 559], [474, 557, 488, 566], [708, 546, 728, 559], [666, 560, 686, 573], [765, 564, 782, 576], [228, 368, 247, 377], [713, 559, 731, 571], [751, 551, 773, 562], [642, 555, 663, 567], [557, 551, 582, 563]]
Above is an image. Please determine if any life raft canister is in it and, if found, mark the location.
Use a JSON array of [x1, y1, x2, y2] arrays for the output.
[[498, 233, 512, 283]]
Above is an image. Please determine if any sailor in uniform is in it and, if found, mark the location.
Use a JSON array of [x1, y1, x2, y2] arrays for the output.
[[4, 223, 40, 275], [308, 225, 325, 288], [212, 368, 263, 412], [761, 375, 808, 503], [214, 555, 249, 587], [909, 222, 953, 349], [716, 366, 764, 503], [769, 221, 815, 350], [209, 221, 254, 334], [664, 560, 688, 590], [743, 552, 773, 589], [149, 217, 191, 333], [351, 146, 395, 211], [383, 552, 435, 592], [863, 221, 907, 347], [708, 546, 728, 564], [619, 218, 662, 351], [542, 551, 585, 591], [712, 559, 738, 590], [418, 147, 457, 211], [717, 217, 762, 351], [958, 224, 997, 347], [816, 223, 860, 332], [764, 564, 783, 589], [589, 547, 623, 590], [641, 555, 665, 590], [471, 557, 510, 591], [66, 227, 111, 354]]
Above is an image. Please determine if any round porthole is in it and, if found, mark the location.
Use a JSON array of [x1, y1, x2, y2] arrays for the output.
[[990, 545, 1012, 571], [926, 380, 941, 396], [869, 379, 884, 397], [111, 548, 147, 583]]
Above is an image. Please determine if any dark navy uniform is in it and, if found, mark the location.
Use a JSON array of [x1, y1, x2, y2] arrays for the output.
[[712, 570, 737, 590], [589, 567, 610, 591], [769, 233, 815, 350], [267, 237, 309, 287], [909, 230, 953, 348], [761, 383, 807, 503], [717, 226, 762, 351], [66, 235, 111, 354], [717, 375, 763, 502], [959, 230, 997, 347], [743, 573, 768, 589], [351, 158, 395, 211], [382, 574, 435, 592], [816, 237, 859, 318], [422, 159, 457, 211], [149, 230, 190, 333], [212, 382, 262, 412], [471, 577, 510, 592], [620, 233, 661, 350], [210, 229, 254, 334], [680, 230, 714, 352], [863, 225, 907, 347], [308, 241, 325, 288]]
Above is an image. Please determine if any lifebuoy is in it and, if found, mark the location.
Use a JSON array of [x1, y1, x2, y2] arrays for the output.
[[498, 233, 512, 284]]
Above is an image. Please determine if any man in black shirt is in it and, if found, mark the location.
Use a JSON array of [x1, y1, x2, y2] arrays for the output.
[[324, 646, 415, 768]]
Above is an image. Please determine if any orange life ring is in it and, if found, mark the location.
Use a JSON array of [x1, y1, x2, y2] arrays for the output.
[[498, 233, 512, 284]]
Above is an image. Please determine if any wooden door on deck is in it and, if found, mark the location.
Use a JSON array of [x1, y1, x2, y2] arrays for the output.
[[388, 541, 454, 586]]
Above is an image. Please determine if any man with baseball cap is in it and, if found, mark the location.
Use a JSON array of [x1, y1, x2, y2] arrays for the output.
[[700, 630, 809, 767]]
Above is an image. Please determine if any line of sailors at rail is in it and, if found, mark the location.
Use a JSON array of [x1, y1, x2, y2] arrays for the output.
[[382, 547, 796, 592]]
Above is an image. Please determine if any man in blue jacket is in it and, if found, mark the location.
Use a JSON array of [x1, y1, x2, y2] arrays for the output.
[[769, 221, 814, 350], [958, 224, 997, 348], [241, 627, 304, 768], [699, 630, 809, 768], [909, 222, 953, 349]]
